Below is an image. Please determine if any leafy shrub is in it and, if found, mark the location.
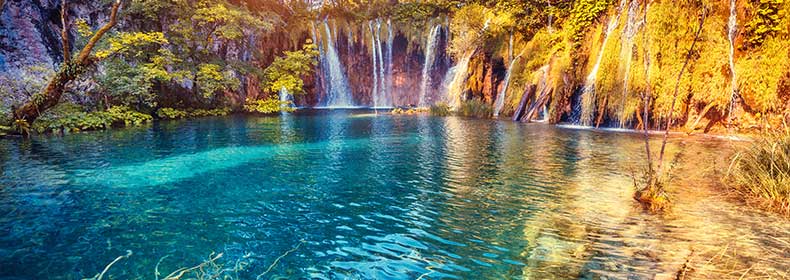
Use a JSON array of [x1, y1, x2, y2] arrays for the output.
[[157, 107, 230, 119], [429, 103, 452, 116], [743, 0, 786, 49], [188, 108, 231, 117], [244, 98, 294, 114], [157, 107, 188, 119], [458, 99, 493, 118], [33, 104, 152, 134], [728, 133, 790, 215]]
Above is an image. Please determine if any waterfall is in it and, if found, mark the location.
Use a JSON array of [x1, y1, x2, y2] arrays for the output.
[[443, 19, 491, 110], [618, 0, 641, 127], [727, 0, 738, 120], [368, 19, 392, 108], [368, 21, 379, 108], [419, 24, 441, 107], [493, 54, 521, 117], [386, 19, 394, 106], [375, 19, 386, 107], [443, 51, 474, 110], [279, 87, 295, 111], [576, 0, 627, 126], [321, 20, 354, 107]]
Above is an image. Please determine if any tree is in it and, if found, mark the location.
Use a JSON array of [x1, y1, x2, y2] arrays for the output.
[[12, 0, 122, 126]]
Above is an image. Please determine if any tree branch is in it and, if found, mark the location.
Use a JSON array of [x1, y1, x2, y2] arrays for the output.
[[61, 0, 71, 62], [76, 0, 121, 64], [657, 6, 707, 174]]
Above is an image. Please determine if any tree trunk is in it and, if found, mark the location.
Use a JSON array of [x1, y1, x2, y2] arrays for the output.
[[11, 0, 121, 126]]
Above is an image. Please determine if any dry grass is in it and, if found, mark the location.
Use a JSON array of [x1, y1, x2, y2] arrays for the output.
[[727, 133, 790, 217]]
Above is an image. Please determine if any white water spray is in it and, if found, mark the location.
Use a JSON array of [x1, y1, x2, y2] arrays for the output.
[[419, 24, 441, 107], [577, 0, 627, 126], [321, 20, 354, 107], [727, 0, 738, 122]]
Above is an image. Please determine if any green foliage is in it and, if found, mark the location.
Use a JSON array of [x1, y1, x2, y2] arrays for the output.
[[96, 32, 168, 59], [458, 99, 493, 118], [189, 108, 232, 117], [157, 107, 231, 119], [156, 107, 188, 119], [567, 0, 614, 44], [32, 104, 152, 134], [262, 43, 319, 95], [728, 133, 790, 215], [243, 98, 294, 114], [430, 103, 452, 116], [448, 4, 493, 58], [737, 36, 790, 113], [743, 0, 785, 49], [196, 64, 240, 99]]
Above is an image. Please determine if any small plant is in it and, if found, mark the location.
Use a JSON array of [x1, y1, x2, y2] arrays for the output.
[[32, 104, 152, 134], [458, 99, 493, 118], [429, 103, 452, 116], [157, 107, 188, 119], [244, 98, 293, 114], [633, 169, 672, 213], [728, 133, 790, 216]]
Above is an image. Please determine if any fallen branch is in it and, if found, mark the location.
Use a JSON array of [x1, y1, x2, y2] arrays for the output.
[[256, 240, 305, 279], [91, 250, 133, 280]]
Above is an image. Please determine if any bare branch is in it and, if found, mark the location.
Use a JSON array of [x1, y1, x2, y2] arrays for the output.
[[61, 0, 71, 62], [657, 6, 707, 174], [76, 0, 121, 64]]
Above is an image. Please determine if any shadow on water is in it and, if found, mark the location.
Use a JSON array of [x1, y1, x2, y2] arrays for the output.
[[0, 111, 787, 279]]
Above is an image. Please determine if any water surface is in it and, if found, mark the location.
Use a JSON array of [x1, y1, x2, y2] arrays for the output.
[[1, 111, 788, 279]]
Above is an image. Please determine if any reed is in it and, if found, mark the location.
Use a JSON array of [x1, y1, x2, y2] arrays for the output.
[[728, 132, 790, 216]]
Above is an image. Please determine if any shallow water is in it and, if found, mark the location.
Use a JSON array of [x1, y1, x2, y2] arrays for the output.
[[1, 111, 788, 279]]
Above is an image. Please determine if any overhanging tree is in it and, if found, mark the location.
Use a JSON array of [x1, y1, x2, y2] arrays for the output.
[[12, 0, 122, 126]]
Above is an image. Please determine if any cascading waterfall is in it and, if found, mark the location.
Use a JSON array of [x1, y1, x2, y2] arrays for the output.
[[727, 0, 738, 121], [279, 87, 295, 111], [617, 0, 641, 127], [368, 21, 379, 108], [444, 19, 491, 110], [375, 19, 386, 107], [443, 52, 474, 110], [368, 19, 392, 108], [321, 20, 354, 107], [493, 54, 522, 117], [385, 19, 394, 106], [576, 0, 627, 126], [419, 24, 441, 107]]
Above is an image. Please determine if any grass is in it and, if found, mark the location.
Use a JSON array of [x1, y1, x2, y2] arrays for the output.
[[429, 103, 452, 116], [727, 133, 790, 216], [633, 169, 672, 213], [457, 99, 493, 118]]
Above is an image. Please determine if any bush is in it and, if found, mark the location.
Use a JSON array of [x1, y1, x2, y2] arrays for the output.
[[188, 108, 231, 117], [157, 107, 188, 119], [429, 103, 452, 116], [157, 107, 230, 119], [728, 133, 790, 216], [33, 104, 152, 134], [458, 99, 493, 118], [244, 98, 294, 114]]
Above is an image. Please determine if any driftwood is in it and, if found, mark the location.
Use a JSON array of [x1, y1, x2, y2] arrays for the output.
[[523, 87, 553, 123], [12, 0, 121, 125], [513, 84, 536, 121]]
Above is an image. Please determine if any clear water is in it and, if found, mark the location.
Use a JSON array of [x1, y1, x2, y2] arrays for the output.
[[1, 111, 788, 279]]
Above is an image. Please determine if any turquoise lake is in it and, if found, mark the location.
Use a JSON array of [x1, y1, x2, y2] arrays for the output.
[[1, 110, 788, 279]]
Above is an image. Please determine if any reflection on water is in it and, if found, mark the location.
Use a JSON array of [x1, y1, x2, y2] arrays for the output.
[[0, 111, 788, 279]]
